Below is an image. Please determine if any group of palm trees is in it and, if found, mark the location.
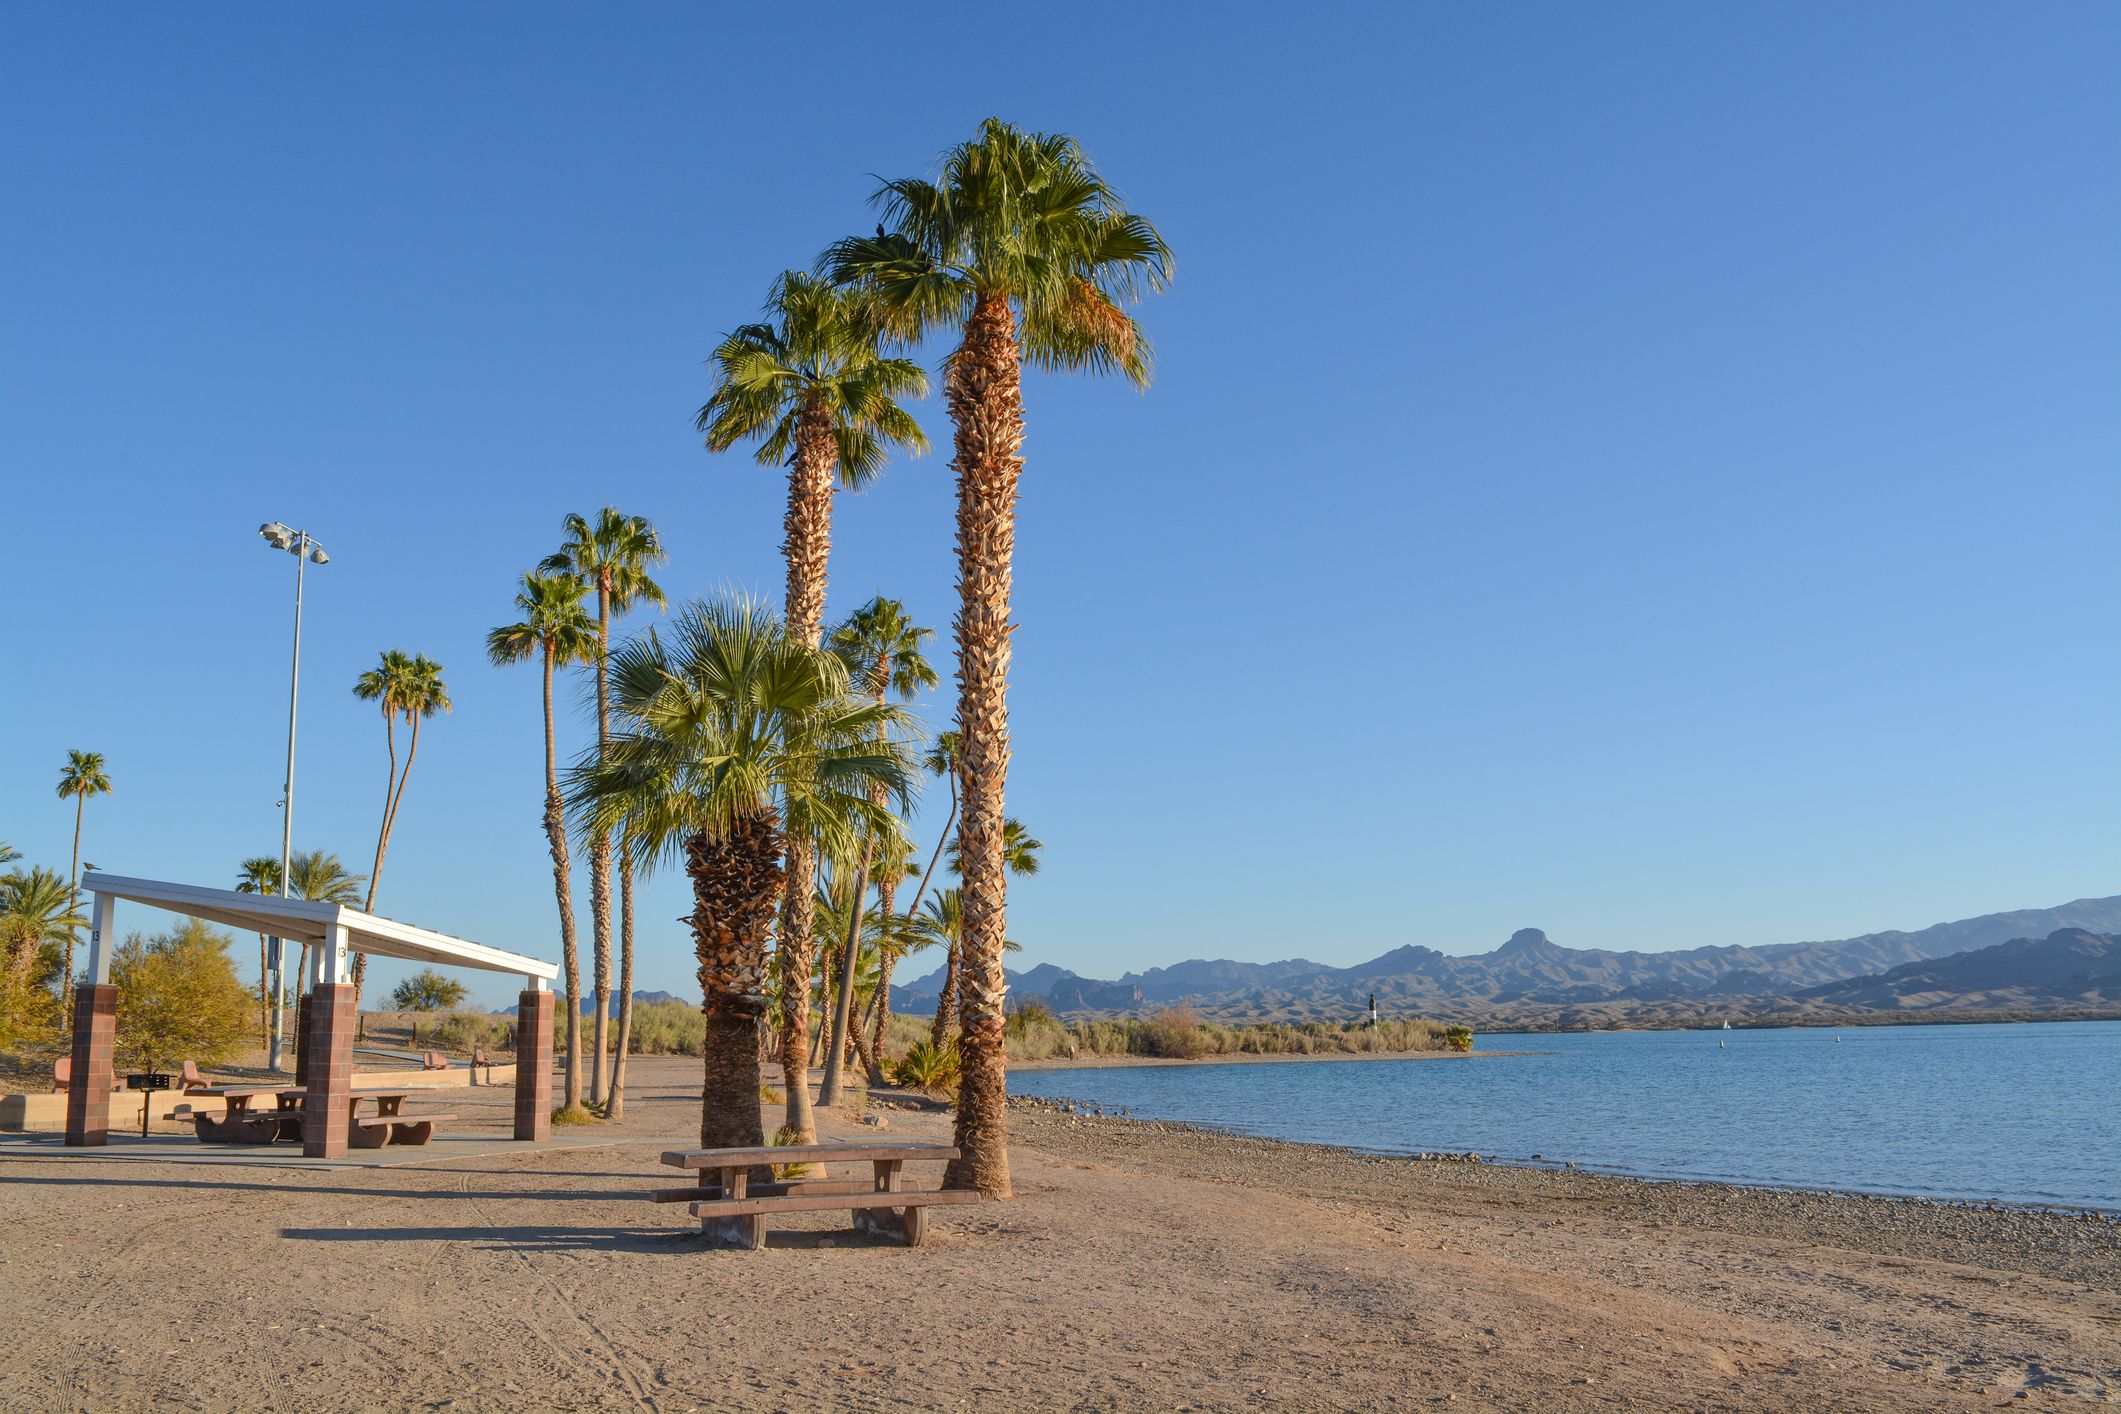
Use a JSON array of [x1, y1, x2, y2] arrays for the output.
[[558, 117, 1168, 1197], [0, 753, 112, 1035]]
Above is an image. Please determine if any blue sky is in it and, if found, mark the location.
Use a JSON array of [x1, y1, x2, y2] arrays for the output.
[[3, 4, 2115, 1007]]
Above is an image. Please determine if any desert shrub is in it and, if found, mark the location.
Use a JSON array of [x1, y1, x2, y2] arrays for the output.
[[1139, 1005, 1211, 1059], [1445, 1025, 1474, 1053], [391, 969, 469, 1012], [1002, 1002, 1073, 1061], [421, 1011, 512, 1054], [111, 920, 252, 1074], [890, 1040, 960, 1092], [623, 1000, 705, 1056], [759, 1082, 784, 1104]]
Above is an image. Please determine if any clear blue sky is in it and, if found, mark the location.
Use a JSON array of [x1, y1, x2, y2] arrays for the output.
[[3, 4, 2115, 1007]]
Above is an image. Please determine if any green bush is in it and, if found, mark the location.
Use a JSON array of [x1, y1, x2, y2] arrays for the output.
[[890, 1040, 960, 1092], [391, 969, 469, 1012]]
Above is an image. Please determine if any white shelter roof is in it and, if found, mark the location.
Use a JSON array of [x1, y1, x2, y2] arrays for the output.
[[79, 871, 558, 981]]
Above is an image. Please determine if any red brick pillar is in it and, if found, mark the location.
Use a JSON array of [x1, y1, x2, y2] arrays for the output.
[[64, 983, 118, 1147], [514, 988, 554, 1141], [302, 983, 356, 1158]]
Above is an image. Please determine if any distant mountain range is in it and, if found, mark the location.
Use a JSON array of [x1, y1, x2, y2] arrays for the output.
[[891, 895, 2121, 1027]]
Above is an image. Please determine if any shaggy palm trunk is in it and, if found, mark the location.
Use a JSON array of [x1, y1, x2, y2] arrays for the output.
[[590, 577, 614, 1108], [943, 293, 1023, 1198], [772, 397, 836, 1142], [609, 855, 636, 1119], [686, 813, 783, 1153], [542, 651, 586, 1109]]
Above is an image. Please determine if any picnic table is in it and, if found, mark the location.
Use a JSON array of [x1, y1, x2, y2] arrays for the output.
[[655, 1142, 978, 1250], [180, 1087, 453, 1147]]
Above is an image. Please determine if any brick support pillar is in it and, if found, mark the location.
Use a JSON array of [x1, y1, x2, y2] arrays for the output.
[[64, 983, 118, 1147], [514, 989, 554, 1141], [302, 983, 356, 1158]]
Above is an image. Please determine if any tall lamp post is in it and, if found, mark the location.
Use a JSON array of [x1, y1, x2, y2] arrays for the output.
[[260, 521, 329, 1072]]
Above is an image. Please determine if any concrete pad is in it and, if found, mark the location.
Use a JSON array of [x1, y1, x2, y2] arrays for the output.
[[0, 1130, 669, 1171]]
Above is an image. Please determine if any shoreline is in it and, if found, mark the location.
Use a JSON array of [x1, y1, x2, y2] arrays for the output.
[[1007, 1045, 1541, 1072]]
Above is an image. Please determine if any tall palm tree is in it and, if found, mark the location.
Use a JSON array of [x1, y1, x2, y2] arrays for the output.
[[542, 508, 667, 1112], [1, 866, 84, 980], [817, 597, 939, 1106], [235, 856, 281, 1048], [828, 119, 1169, 1195], [488, 570, 598, 1111], [55, 749, 112, 1014], [699, 271, 929, 1142], [568, 597, 914, 1150], [0, 842, 21, 865], [349, 652, 449, 996]]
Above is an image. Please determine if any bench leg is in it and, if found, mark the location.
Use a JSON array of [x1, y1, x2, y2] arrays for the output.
[[388, 1120, 436, 1146], [850, 1205, 925, 1246], [699, 1215, 766, 1250], [347, 1124, 391, 1150]]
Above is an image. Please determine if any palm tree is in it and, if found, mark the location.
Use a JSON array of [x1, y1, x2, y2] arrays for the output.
[[568, 597, 914, 1150], [235, 856, 281, 1048], [828, 119, 1169, 1195], [542, 508, 667, 1112], [351, 653, 450, 996], [817, 597, 939, 1107], [698, 272, 929, 1143], [55, 750, 112, 1014], [0, 842, 21, 865], [488, 570, 598, 1111], [1, 866, 84, 980]]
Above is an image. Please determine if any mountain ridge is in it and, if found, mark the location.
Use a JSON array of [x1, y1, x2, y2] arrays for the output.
[[892, 894, 2121, 1025]]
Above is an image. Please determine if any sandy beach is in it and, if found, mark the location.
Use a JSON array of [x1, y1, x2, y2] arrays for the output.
[[2, 1055, 2114, 1412]]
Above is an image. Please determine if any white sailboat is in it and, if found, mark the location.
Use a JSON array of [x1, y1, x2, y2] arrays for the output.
[[1721, 1019, 1731, 1031]]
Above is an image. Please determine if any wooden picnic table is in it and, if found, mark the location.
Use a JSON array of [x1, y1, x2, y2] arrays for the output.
[[656, 1142, 978, 1249]]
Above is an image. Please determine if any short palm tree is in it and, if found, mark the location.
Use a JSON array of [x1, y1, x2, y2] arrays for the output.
[[242, 850, 366, 1000], [568, 597, 914, 1150], [2, 866, 85, 980], [55, 749, 112, 1012], [816, 597, 939, 1106], [698, 272, 929, 1142], [488, 570, 598, 1110], [542, 508, 667, 1113], [351, 652, 450, 996], [827, 119, 1170, 1195]]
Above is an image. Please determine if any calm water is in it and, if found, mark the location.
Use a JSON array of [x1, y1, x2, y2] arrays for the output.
[[1008, 1021, 2121, 1209]]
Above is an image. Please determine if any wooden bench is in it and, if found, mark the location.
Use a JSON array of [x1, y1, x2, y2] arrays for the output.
[[659, 1142, 978, 1249]]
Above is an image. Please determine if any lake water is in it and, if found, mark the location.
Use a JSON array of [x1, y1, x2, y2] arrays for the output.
[[1007, 1020, 2121, 1210]]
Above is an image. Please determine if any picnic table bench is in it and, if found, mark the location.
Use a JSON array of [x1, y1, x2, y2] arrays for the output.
[[179, 1087, 453, 1147], [657, 1142, 978, 1249]]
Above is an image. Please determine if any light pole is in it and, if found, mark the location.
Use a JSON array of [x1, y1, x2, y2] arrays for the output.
[[259, 521, 329, 1071]]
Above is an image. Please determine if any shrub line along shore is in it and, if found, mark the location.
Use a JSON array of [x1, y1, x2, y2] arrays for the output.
[[1009, 1045, 1545, 1071]]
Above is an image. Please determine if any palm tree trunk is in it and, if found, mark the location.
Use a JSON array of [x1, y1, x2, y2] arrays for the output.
[[590, 579, 614, 1109], [864, 870, 903, 1084], [685, 813, 782, 1155], [943, 292, 1024, 1198], [609, 850, 636, 1119], [816, 843, 871, 1107], [259, 935, 271, 1050], [769, 397, 837, 1140], [542, 649, 585, 1111], [930, 941, 959, 1050], [356, 710, 403, 1001], [62, 794, 83, 1016], [775, 838, 820, 1142]]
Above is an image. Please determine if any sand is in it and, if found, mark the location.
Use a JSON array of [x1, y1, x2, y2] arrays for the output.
[[1, 1055, 2114, 1412]]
